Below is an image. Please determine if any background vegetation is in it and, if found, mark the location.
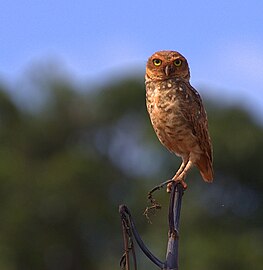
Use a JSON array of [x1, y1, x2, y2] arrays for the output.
[[0, 67, 262, 270]]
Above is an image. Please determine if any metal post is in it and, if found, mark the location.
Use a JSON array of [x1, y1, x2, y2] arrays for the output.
[[119, 182, 184, 270]]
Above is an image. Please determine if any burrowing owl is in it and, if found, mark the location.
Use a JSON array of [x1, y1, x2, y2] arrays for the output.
[[145, 50, 213, 189]]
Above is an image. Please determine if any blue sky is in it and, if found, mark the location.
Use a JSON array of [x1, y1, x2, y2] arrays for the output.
[[1, 1, 263, 122]]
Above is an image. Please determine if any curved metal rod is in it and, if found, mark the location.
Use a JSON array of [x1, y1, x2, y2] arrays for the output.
[[119, 205, 165, 269], [119, 205, 137, 270], [119, 181, 184, 270]]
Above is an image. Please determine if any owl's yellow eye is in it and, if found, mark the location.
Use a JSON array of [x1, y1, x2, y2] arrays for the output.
[[153, 59, 162, 66], [174, 59, 182, 67]]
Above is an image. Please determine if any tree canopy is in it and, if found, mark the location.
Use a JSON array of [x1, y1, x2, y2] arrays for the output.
[[0, 70, 262, 270]]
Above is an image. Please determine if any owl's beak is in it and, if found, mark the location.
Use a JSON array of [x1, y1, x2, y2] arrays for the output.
[[164, 65, 175, 76]]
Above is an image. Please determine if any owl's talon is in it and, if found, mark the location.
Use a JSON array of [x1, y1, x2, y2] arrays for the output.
[[167, 180, 187, 193], [166, 182, 172, 193], [180, 180, 187, 190]]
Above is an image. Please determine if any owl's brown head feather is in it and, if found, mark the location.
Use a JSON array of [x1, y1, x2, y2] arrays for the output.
[[146, 51, 190, 81]]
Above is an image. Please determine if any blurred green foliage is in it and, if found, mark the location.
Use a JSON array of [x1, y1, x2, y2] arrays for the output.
[[0, 71, 262, 270]]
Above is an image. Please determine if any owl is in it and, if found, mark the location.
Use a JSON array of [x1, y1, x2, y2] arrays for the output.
[[145, 50, 213, 190]]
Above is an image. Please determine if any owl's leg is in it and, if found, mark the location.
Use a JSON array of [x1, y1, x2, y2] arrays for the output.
[[177, 160, 193, 182], [172, 160, 188, 180], [167, 159, 192, 192]]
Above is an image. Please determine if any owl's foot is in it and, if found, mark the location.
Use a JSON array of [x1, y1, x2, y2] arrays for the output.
[[166, 179, 187, 193]]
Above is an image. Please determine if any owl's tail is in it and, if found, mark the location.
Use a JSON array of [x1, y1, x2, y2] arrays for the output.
[[196, 154, 213, 182]]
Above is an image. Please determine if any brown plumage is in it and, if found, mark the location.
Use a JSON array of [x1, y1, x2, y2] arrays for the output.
[[145, 50, 213, 189]]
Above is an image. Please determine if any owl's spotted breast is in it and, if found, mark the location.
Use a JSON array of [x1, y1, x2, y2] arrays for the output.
[[146, 78, 202, 157]]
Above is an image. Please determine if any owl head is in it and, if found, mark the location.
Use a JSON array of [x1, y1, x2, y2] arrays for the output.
[[146, 51, 190, 81]]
